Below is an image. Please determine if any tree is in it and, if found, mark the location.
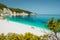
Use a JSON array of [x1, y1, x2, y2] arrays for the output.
[[57, 18, 60, 24], [0, 33, 6, 40], [0, 3, 7, 9], [46, 17, 60, 40]]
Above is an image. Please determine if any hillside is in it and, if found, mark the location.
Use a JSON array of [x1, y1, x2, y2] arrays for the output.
[[0, 3, 7, 9], [9, 8, 31, 14], [0, 3, 32, 14]]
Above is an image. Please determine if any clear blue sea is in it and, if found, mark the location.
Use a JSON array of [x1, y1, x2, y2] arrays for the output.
[[6, 14, 60, 30]]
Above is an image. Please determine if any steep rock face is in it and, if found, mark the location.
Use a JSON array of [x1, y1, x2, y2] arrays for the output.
[[0, 3, 32, 17], [0, 8, 29, 17]]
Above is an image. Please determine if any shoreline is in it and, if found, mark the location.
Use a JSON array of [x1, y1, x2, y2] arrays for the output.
[[0, 19, 50, 36], [6, 17, 49, 30]]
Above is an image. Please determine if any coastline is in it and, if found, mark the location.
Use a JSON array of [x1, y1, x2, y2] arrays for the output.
[[0, 19, 50, 36]]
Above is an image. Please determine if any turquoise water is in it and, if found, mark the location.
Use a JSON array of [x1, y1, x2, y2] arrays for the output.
[[6, 14, 60, 30]]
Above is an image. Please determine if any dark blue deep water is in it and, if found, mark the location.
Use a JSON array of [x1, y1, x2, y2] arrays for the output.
[[6, 14, 60, 30]]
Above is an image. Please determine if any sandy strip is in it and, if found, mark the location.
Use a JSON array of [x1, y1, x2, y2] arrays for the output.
[[0, 20, 50, 36]]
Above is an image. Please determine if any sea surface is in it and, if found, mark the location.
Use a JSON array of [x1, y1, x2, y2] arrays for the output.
[[6, 14, 60, 30]]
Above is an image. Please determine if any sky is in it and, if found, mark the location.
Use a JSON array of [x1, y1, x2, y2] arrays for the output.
[[0, 0, 60, 14]]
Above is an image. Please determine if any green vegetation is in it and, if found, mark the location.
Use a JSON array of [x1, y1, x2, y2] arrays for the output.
[[0, 32, 48, 40], [0, 3, 32, 14], [0, 3, 7, 10], [46, 17, 60, 40], [0, 33, 6, 40], [9, 8, 31, 14], [46, 17, 60, 32]]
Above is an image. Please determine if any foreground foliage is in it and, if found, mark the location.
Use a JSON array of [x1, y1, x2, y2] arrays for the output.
[[46, 17, 60, 40], [0, 32, 49, 40], [0, 32, 60, 40]]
